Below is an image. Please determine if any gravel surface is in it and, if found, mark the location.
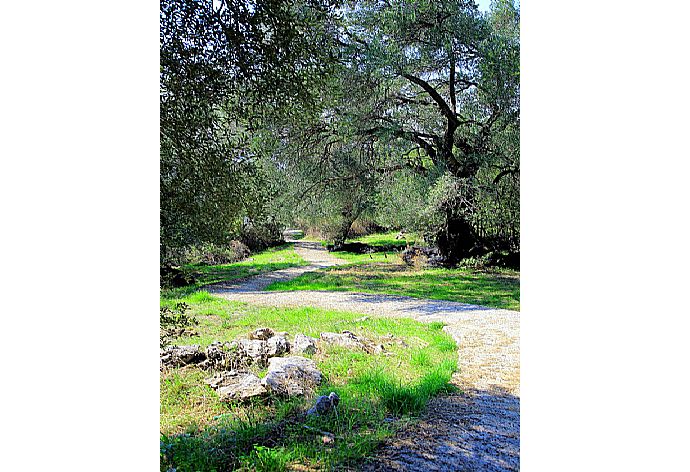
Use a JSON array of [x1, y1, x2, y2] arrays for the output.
[[207, 240, 520, 471]]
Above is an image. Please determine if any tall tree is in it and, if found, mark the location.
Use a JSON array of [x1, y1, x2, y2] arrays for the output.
[[338, 0, 520, 260], [160, 0, 341, 263]]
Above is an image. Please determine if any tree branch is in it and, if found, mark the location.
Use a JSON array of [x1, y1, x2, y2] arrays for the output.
[[401, 73, 458, 125]]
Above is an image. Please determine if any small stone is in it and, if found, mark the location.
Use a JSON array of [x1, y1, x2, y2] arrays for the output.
[[291, 334, 318, 355], [370, 344, 385, 355], [249, 327, 275, 340], [320, 331, 366, 350], [307, 392, 340, 416], [353, 316, 369, 322], [322, 433, 335, 445]]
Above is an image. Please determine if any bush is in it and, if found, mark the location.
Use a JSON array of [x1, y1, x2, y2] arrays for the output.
[[160, 303, 198, 348], [160, 266, 197, 288], [185, 241, 251, 265], [240, 219, 284, 252]]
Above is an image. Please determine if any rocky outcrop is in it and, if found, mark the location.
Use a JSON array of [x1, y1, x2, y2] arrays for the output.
[[262, 356, 322, 396]]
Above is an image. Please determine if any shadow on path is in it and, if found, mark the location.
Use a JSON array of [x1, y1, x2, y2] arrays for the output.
[[361, 387, 519, 472]]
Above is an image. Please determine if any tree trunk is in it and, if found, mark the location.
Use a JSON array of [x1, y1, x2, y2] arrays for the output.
[[435, 207, 479, 265]]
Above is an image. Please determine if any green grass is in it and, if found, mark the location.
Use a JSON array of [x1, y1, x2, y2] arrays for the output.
[[326, 231, 416, 265], [330, 250, 403, 265], [160, 293, 458, 471], [347, 230, 416, 247], [266, 263, 520, 311], [161, 244, 308, 301]]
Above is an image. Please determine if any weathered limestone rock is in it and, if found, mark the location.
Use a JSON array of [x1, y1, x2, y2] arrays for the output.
[[307, 392, 340, 416], [205, 371, 266, 401], [261, 356, 322, 396], [320, 331, 366, 350], [160, 345, 206, 368], [198, 341, 249, 371], [239, 339, 268, 366], [266, 334, 290, 357], [249, 327, 275, 340], [291, 334, 318, 355]]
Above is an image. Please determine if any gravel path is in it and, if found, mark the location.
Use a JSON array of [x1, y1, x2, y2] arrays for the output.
[[207, 240, 520, 471]]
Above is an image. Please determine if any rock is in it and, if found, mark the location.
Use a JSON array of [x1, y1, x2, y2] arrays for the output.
[[266, 334, 290, 357], [307, 392, 340, 416], [368, 344, 386, 355], [239, 339, 268, 366], [291, 334, 318, 355], [249, 327, 275, 340], [320, 331, 366, 350], [205, 371, 266, 401], [353, 316, 369, 322], [160, 345, 206, 368], [198, 341, 250, 371], [401, 246, 446, 267], [261, 356, 322, 396]]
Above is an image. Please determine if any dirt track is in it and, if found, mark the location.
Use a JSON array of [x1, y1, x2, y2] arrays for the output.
[[208, 240, 520, 471]]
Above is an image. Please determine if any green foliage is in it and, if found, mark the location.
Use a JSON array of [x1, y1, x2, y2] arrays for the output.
[[160, 0, 343, 264], [184, 241, 251, 266], [160, 302, 198, 348]]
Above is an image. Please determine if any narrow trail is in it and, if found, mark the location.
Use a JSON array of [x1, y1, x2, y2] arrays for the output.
[[207, 240, 520, 471]]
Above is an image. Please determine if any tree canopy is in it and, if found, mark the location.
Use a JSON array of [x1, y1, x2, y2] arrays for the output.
[[160, 0, 520, 265]]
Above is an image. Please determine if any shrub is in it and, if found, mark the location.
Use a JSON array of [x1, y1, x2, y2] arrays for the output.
[[240, 219, 284, 251], [160, 266, 197, 288], [160, 303, 198, 348], [185, 241, 251, 265]]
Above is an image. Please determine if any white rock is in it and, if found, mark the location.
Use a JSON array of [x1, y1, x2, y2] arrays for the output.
[[261, 356, 322, 396], [320, 331, 366, 350], [205, 371, 267, 401], [266, 335, 290, 357], [291, 334, 318, 355]]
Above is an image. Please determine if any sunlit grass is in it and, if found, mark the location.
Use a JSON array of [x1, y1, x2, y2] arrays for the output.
[[160, 294, 458, 471], [267, 263, 520, 311], [347, 230, 417, 247], [161, 244, 308, 301]]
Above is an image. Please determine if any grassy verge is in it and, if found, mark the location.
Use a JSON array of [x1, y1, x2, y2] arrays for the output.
[[160, 292, 458, 471], [161, 244, 308, 301], [266, 263, 520, 311]]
